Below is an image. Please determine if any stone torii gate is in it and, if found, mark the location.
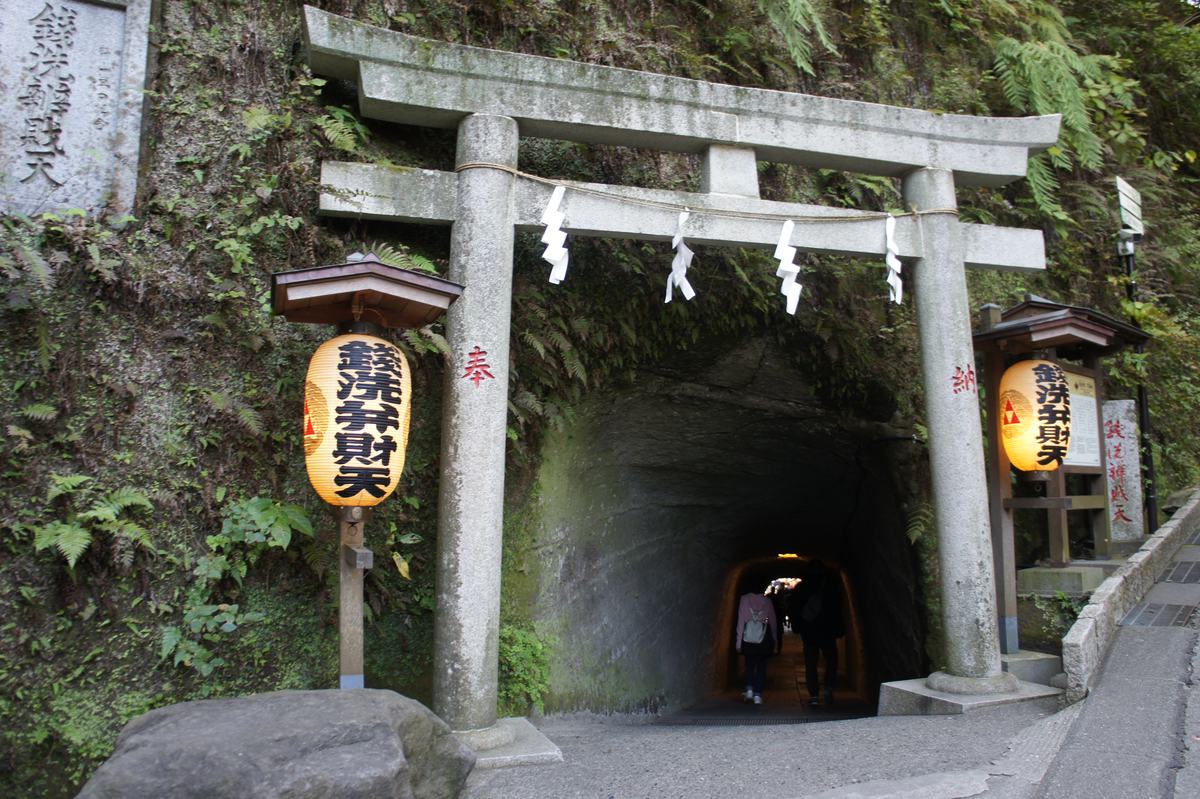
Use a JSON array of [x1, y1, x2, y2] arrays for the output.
[[303, 6, 1062, 736]]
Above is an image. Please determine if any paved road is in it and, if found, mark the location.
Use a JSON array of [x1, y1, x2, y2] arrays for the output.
[[466, 545, 1200, 798], [1033, 544, 1200, 799], [464, 702, 1054, 798]]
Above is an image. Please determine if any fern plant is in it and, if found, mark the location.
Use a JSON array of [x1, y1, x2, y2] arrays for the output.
[[992, 37, 1105, 169], [905, 502, 935, 546], [29, 475, 153, 569], [983, 1, 1145, 219], [363, 240, 439, 274], [200, 388, 263, 437], [18, 403, 57, 422], [757, 0, 838, 76], [313, 105, 370, 154]]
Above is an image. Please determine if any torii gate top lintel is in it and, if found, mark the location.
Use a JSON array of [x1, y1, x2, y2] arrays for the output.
[[304, 6, 1060, 188]]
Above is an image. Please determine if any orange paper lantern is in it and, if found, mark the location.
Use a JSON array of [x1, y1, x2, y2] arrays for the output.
[[998, 359, 1071, 471], [304, 333, 411, 506]]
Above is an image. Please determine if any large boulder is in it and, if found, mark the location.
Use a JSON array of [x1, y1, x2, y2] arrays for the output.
[[77, 689, 475, 799]]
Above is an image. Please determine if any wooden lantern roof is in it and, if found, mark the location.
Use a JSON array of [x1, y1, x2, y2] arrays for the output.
[[271, 253, 463, 329], [973, 294, 1149, 358]]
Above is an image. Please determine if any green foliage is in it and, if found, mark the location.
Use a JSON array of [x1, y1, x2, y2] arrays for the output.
[[756, 0, 838, 76], [314, 105, 371, 154], [1030, 590, 1087, 636], [28, 475, 153, 570], [19, 402, 58, 422], [213, 496, 314, 563], [497, 624, 553, 716], [32, 521, 93, 569], [159, 497, 314, 676], [904, 502, 935, 546], [370, 241, 438, 274], [992, 36, 1105, 166]]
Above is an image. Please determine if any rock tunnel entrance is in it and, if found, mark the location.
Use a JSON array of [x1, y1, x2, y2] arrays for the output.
[[521, 340, 929, 715]]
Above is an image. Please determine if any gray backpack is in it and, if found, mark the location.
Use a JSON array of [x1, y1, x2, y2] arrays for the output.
[[743, 609, 768, 645]]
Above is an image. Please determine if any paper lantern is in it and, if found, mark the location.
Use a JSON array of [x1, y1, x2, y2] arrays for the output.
[[304, 333, 412, 506], [998, 359, 1071, 471]]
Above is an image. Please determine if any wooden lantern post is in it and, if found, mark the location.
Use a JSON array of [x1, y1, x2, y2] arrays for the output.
[[272, 253, 463, 688], [974, 295, 1148, 654]]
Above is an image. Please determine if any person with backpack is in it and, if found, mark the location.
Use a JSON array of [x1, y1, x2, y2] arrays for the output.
[[789, 559, 845, 707], [735, 588, 779, 705]]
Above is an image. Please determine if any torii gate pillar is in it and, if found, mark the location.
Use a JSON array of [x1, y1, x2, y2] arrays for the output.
[[433, 114, 519, 733], [903, 168, 1016, 693]]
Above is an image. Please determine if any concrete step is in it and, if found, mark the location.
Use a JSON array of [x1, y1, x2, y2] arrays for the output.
[[1001, 650, 1063, 687], [878, 677, 1062, 716], [1017, 566, 1108, 594]]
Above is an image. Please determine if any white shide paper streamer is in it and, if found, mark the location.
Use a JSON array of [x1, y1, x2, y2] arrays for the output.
[[885, 214, 902, 304], [541, 185, 569, 284], [773, 219, 802, 314], [665, 210, 696, 302]]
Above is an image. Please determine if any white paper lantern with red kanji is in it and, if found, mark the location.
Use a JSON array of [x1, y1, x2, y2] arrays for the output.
[[304, 333, 411, 506], [998, 359, 1072, 472]]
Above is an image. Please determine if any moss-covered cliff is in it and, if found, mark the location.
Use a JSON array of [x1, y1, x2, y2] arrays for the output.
[[3, 1, 1199, 794]]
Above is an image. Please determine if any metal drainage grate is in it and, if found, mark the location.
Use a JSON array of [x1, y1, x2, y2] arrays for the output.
[[1120, 602, 1196, 627], [1162, 561, 1200, 584]]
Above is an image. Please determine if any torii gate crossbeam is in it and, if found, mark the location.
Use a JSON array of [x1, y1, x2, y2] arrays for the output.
[[319, 162, 1047, 272], [303, 5, 1062, 737]]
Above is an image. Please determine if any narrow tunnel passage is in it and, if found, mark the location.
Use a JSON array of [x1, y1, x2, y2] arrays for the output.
[[520, 340, 928, 719], [662, 556, 872, 724]]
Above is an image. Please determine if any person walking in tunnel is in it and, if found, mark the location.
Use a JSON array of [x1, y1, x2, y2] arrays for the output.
[[735, 588, 779, 705], [790, 559, 844, 707]]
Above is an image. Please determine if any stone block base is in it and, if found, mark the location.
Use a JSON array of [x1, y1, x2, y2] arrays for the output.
[[1018, 566, 1107, 594], [1002, 650, 1064, 687], [458, 717, 563, 769], [877, 678, 1061, 716]]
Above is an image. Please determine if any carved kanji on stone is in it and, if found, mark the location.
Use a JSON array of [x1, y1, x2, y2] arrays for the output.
[[951, 365, 977, 395], [462, 346, 494, 388]]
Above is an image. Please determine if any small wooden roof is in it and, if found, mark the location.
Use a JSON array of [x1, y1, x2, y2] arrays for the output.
[[973, 294, 1149, 356], [271, 254, 463, 329]]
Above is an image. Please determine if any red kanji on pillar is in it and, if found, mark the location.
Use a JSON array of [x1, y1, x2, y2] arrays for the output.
[[951, 365, 977, 395], [462, 345, 495, 388]]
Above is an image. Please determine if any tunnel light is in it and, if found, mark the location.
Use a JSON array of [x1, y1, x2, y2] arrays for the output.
[[776, 553, 800, 559]]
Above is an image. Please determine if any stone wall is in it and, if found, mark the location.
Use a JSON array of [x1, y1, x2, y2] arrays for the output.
[[1061, 486, 1200, 702]]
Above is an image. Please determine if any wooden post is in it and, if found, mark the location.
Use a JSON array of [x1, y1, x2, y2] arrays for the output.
[[979, 305, 1019, 653], [339, 505, 367, 689], [1046, 468, 1070, 565]]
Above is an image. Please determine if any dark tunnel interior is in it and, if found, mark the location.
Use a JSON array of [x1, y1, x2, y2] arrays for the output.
[[526, 340, 930, 713]]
